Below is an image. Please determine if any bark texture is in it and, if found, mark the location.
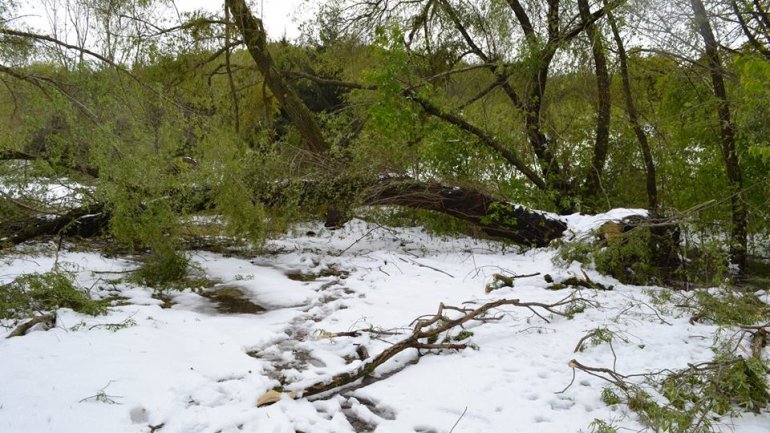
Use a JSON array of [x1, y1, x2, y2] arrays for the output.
[[578, 0, 611, 200], [366, 178, 567, 247]]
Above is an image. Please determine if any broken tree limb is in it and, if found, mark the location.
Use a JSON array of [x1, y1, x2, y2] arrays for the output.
[[0, 203, 108, 247], [290, 294, 588, 400], [6, 313, 56, 338], [226, 0, 328, 153]]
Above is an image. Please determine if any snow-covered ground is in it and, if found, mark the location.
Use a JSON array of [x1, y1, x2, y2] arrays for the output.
[[0, 218, 768, 433]]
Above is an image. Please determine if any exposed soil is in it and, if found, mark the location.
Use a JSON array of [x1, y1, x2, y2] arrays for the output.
[[201, 287, 266, 314]]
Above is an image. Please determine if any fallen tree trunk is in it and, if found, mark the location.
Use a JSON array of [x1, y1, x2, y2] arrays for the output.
[[6, 314, 56, 338], [1, 178, 568, 249], [0, 203, 108, 247], [365, 178, 566, 247]]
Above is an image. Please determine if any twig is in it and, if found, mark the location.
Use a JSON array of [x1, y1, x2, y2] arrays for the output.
[[415, 343, 468, 350], [399, 257, 455, 278], [574, 329, 601, 353], [448, 406, 468, 433], [556, 368, 577, 394], [568, 359, 629, 389], [293, 295, 588, 399], [337, 224, 386, 256]]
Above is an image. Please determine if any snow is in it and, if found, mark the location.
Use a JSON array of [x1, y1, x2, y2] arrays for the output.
[[562, 208, 648, 238], [0, 178, 88, 209], [0, 218, 768, 433]]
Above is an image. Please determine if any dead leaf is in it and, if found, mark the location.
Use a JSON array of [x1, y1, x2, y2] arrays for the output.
[[256, 390, 296, 407]]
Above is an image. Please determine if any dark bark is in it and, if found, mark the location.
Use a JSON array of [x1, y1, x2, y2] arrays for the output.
[[1, 176, 567, 249], [731, 1, 770, 60], [605, 7, 678, 273], [578, 0, 611, 201], [365, 178, 566, 247], [605, 7, 658, 212], [690, 0, 748, 272], [408, 91, 547, 190], [503, 0, 623, 212], [0, 204, 108, 247]]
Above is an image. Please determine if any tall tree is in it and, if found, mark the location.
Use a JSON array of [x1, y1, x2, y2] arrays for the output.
[[578, 0, 612, 204], [690, 0, 748, 271]]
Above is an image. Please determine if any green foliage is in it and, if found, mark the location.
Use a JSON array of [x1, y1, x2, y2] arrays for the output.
[[564, 302, 587, 319], [554, 226, 658, 284], [133, 247, 190, 288], [1, 0, 769, 286], [594, 228, 655, 285], [553, 237, 595, 266], [588, 418, 619, 433], [596, 342, 770, 433], [735, 55, 770, 161], [600, 387, 621, 406], [1, 271, 107, 321], [452, 330, 474, 341], [692, 289, 767, 326], [661, 355, 769, 416], [681, 234, 731, 286]]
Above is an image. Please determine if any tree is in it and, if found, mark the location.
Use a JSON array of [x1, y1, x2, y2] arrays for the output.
[[690, 0, 748, 271]]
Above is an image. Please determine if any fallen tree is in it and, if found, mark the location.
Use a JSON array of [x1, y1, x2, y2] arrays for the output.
[[365, 177, 566, 247], [0, 177, 568, 249], [0, 203, 108, 247]]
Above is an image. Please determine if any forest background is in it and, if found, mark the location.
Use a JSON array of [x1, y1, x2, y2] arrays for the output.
[[1, 0, 770, 284]]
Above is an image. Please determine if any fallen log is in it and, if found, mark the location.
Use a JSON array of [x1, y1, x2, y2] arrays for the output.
[[361, 178, 567, 246], [1, 177, 568, 249], [0, 203, 108, 247], [6, 313, 56, 338]]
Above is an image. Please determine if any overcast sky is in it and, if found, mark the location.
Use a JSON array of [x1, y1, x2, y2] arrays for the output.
[[20, 0, 314, 40]]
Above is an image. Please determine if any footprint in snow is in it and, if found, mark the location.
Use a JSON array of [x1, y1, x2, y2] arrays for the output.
[[548, 397, 576, 410]]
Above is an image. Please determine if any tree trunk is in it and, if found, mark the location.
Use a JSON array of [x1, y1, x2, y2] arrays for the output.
[[606, 9, 658, 213], [1, 178, 568, 249], [690, 0, 748, 272], [0, 204, 108, 247], [365, 178, 567, 247], [225, 0, 328, 153], [578, 0, 611, 203], [606, 7, 679, 273]]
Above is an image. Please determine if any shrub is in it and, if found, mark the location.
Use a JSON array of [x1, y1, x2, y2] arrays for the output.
[[133, 247, 190, 288]]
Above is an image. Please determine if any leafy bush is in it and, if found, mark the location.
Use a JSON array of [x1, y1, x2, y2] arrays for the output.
[[1, 271, 107, 321], [554, 226, 658, 284], [133, 247, 190, 288], [594, 227, 655, 285]]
